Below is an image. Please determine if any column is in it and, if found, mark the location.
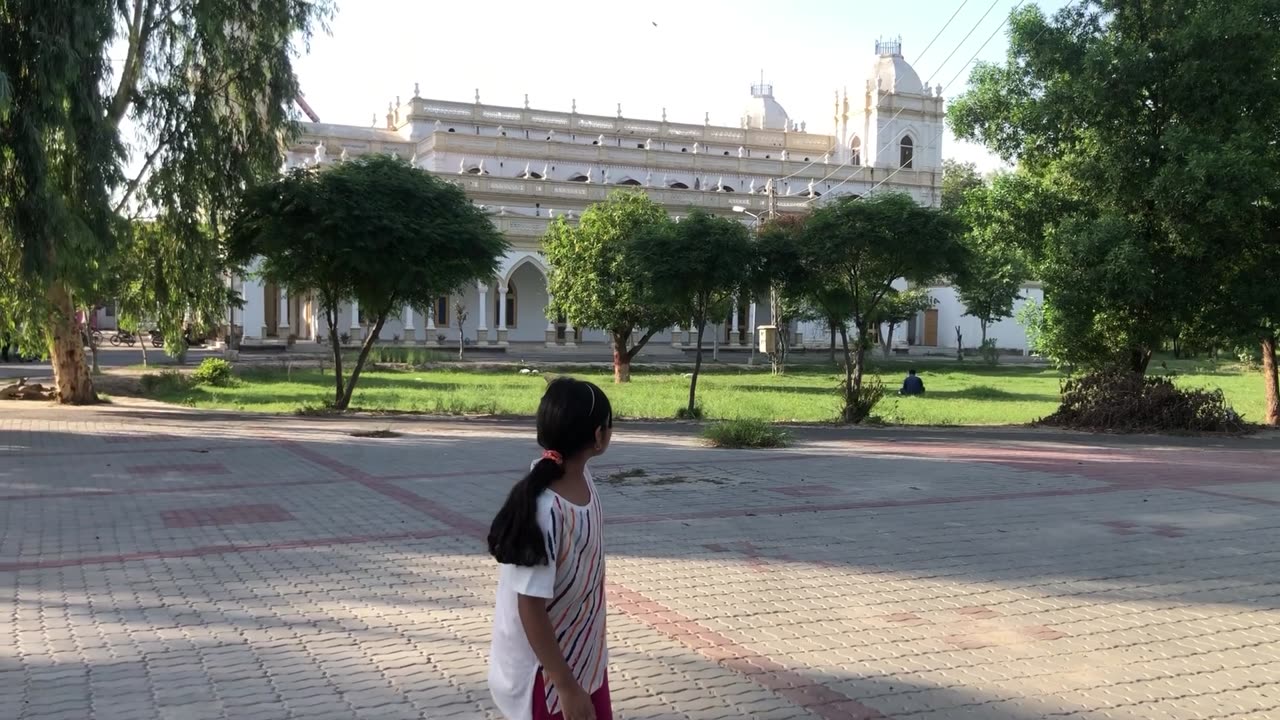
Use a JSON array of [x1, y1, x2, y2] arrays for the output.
[[309, 298, 320, 342], [241, 275, 264, 342], [402, 306, 415, 343], [476, 283, 490, 345], [497, 285, 508, 345], [731, 299, 741, 346], [277, 288, 290, 340], [425, 303, 438, 346], [671, 324, 682, 348], [545, 293, 557, 346], [349, 298, 361, 342], [565, 321, 576, 347], [748, 301, 758, 364]]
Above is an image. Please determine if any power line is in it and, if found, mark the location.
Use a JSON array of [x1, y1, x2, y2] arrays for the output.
[[914, 0, 972, 65]]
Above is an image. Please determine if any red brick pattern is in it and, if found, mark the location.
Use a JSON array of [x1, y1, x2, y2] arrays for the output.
[[161, 503, 294, 528]]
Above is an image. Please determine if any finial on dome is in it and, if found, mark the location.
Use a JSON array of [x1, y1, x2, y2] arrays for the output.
[[662, 107, 667, 122], [524, 93, 530, 109], [474, 88, 481, 103], [571, 98, 577, 113], [413, 82, 420, 98], [616, 102, 622, 118], [704, 111, 710, 125]]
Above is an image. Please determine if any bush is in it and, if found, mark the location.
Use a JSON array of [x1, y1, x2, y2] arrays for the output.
[[702, 419, 791, 448], [1041, 370, 1245, 433], [839, 376, 886, 424], [979, 339, 1000, 365], [675, 405, 704, 420], [192, 358, 236, 386], [140, 369, 193, 396]]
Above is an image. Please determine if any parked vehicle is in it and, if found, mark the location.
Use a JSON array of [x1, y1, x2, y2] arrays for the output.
[[149, 329, 164, 348], [110, 330, 137, 347]]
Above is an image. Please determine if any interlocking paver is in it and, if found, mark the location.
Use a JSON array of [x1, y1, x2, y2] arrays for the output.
[[2, 402, 1279, 718]]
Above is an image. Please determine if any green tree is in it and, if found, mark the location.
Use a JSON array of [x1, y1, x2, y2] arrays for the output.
[[802, 193, 964, 422], [940, 159, 984, 212], [113, 219, 228, 365], [872, 288, 935, 357], [953, 182, 1027, 346], [228, 155, 506, 410], [631, 209, 753, 416], [0, 0, 333, 403], [0, 1, 122, 402], [949, 0, 1280, 375], [543, 191, 680, 383]]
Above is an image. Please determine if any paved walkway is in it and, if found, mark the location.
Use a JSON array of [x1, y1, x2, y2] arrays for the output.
[[2, 401, 1279, 719]]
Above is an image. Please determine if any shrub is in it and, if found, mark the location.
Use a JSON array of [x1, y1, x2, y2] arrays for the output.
[[675, 405, 704, 420], [702, 419, 791, 448], [140, 369, 193, 396], [1041, 370, 1245, 433], [839, 376, 886, 424], [979, 339, 1000, 365], [192, 358, 236, 386]]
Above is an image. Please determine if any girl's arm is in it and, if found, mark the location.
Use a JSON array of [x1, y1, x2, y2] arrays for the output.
[[516, 594, 580, 693]]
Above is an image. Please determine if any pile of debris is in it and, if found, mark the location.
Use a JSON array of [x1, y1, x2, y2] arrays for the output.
[[0, 379, 55, 402]]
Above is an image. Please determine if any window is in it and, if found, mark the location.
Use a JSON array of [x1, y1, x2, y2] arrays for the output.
[[568, 174, 589, 182], [899, 135, 914, 169], [617, 178, 642, 186], [668, 181, 689, 189], [850, 136, 862, 165], [496, 286, 517, 327], [103, 302, 116, 318], [636, 143, 645, 149], [720, 185, 735, 192], [435, 297, 449, 327]]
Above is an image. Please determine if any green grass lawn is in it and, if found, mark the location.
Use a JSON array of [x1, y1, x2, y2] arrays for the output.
[[143, 358, 1272, 426]]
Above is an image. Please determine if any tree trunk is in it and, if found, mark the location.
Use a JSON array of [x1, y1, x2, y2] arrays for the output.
[[838, 324, 855, 421], [1263, 333, 1278, 427], [853, 322, 868, 393], [688, 319, 706, 415], [829, 321, 837, 364], [327, 307, 345, 407], [1129, 347, 1153, 374], [980, 319, 988, 346], [612, 331, 631, 383], [955, 326, 964, 362], [138, 329, 148, 367], [883, 321, 897, 358], [47, 282, 96, 404], [339, 312, 387, 410]]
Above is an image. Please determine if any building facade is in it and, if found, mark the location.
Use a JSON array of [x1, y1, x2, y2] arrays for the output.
[[232, 40, 1038, 355]]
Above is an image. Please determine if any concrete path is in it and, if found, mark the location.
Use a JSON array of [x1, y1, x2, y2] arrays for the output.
[[2, 401, 1278, 719]]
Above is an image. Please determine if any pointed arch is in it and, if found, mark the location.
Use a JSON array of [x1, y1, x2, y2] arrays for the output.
[[668, 181, 689, 189], [849, 135, 862, 165], [501, 252, 551, 287], [898, 134, 914, 169], [567, 173, 589, 182], [616, 177, 642, 186]]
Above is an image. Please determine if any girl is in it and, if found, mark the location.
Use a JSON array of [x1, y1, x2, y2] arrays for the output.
[[488, 378, 614, 720]]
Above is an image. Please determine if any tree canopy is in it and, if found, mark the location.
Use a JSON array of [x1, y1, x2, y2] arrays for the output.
[[543, 191, 680, 382], [801, 192, 964, 421], [228, 154, 506, 409]]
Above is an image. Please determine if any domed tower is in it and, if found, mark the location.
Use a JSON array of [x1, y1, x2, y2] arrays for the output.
[[844, 38, 945, 172], [741, 81, 791, 131]]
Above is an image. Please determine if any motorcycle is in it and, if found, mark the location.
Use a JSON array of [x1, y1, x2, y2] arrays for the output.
[[110, 330, 137, 347], [149, 329, 164, 348]]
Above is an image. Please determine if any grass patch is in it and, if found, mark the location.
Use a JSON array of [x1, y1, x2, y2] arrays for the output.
[[702, 419, 792, 449], [136, 357, 1271, 426]]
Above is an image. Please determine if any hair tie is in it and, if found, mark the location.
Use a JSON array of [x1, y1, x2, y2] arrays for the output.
[[541, 450, 564, 465]]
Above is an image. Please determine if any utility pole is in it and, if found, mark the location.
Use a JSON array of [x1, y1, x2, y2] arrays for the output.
[[766, 180, 785, 375]]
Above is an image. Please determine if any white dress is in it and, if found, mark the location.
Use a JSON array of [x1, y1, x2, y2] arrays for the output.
[[489, 469, 607, 719]]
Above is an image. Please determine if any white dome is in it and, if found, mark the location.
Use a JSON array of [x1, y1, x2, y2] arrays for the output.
[[870, 41, 925, 95], [742, 84, 790, 131]]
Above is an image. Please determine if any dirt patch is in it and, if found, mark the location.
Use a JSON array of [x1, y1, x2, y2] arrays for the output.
[[350, 429, 402, 439], [602, 468, 726, 486]]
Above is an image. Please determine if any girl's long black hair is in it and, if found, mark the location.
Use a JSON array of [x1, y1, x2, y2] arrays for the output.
[[487, 377, 613, 566]]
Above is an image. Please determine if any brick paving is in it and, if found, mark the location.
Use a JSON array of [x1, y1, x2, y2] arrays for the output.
[[2, 401, 1280, 719]]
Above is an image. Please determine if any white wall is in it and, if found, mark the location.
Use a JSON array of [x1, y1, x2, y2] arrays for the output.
[[928, 286, 1042, 352]]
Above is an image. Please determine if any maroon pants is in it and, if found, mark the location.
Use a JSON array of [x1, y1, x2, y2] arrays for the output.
[[531, 672, 612, 720]]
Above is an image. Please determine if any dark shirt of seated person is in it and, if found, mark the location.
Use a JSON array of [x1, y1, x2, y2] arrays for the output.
[[900, 369, 925, 396]]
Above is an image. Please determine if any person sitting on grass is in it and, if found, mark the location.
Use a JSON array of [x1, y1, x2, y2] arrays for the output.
[[900, 369, 925, 396]]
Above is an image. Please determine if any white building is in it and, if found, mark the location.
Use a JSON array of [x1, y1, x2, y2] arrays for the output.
[[233, 40, 1037, 355]]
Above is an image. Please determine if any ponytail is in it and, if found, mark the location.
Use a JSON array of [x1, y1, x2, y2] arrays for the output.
[[487, 457, 565, 566], [487, 377, 613, 567]]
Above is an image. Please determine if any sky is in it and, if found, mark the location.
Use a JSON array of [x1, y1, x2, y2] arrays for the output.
[[291, 0, 1074, 174]]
